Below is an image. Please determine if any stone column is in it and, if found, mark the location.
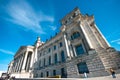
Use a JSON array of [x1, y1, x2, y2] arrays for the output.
[[18, 54, 24, 72], [80, 21, 101, 49], [73, 47, 77, 56], [25, 53, 29, 71], [63, 33, 71, 59], [21, 51, 28, 72], [16, 56, 21, 72], [15, 59, 18, 72], [57, 52, 61, 63], [80, 23, 94, 49], [30, 52, 34, 70], [51, 47, 54, 64], [19, 53, 25, 72], [13, 61, 17, 72], [34, 48, 38, 62], [17, 56, 20, 72]]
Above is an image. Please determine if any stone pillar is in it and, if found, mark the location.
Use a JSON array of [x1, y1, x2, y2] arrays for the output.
[[57, 52, 61, 63], [34, 48, 38, 62], [25, 53, 30, 71], [15, 59, 18, 72], [30, 52, 34, 69], [21, 51, 28, 72], [73, 47, 77, 56], [16, 56, 21, 72], [13, 61, 17, 72], [80, 23, 94, 49], [17, 56, 21, 72], [63, 33, 71, 59], [18, 54, 24, 72], [51, 48, 54, 64], [80, 21, 101, 49], [41, 58, 44, 67], [68, 43, 74, 58], [19, 53, 25, 72]]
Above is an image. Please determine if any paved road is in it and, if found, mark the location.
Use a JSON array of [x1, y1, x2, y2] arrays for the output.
[[16, 74, 120, 80]]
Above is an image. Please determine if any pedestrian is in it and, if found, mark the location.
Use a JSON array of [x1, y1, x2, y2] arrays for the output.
[[110, 68, 116, 78], [84, 72, 87, 78]]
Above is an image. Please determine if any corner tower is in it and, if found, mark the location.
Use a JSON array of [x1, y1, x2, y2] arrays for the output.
[[60, 7, 120, 77]]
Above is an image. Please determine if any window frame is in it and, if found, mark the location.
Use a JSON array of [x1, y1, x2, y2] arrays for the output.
[[77, 62, 89, 74], [71, 32, 80, 40], [75, 44, 85, 55]]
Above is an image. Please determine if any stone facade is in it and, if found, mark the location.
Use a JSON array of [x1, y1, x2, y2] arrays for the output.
[[8, 7, 120, 78]]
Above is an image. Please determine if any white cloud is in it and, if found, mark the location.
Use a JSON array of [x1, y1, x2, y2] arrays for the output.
[[0, 49, 14, 55], [111, 39, 120, 43], [117, 42, 120, 44], [49, 25, 57, 31], [0, 70, 7, 77], [0, 64, 7, 73], [4, 0, 54, 34]]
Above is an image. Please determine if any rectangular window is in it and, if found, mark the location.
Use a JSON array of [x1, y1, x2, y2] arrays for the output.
[[53, 70, 56, 76], [75, 44, 84, 55], [61, 51, 65, 62], [48, 48, 51, 52], [54, 45, 56, 50], [60, 42, 63, 47], [54, 54, 57, 64], [46, 71, 49, 77], [41, 72, 43, 77], [49, 56, 51, 65], [39, 60, 41, 69], [61, 68, 66, 78], [39, 53, 41, 57], [77, 62, 89, 74], [44, 58, 46, 66]]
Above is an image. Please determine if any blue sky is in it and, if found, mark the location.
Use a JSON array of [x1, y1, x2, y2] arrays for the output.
[[0, 0, 120, 71]]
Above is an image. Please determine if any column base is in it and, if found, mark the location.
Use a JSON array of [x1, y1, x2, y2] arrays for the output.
[[21, 69, 26, 73], [66, 57, 71, 61]]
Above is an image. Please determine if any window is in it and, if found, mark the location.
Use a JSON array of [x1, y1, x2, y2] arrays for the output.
[[71, 32, 80, 40], [77, 62, 89, 74], [75, 44, 84, 55], [41, 72, 43, 77], [39, 53, 42, 57], [46, 71, 49, 77], [61, 68, 66, 78], [49, 56, 51, 65], [39, 60, 41, 69], [53, 70, 56, 76], [54, 53, 57, 64], [54, 45, 56, 50], [43, 58, 46, 66], [61, 51, 65, 62], [48, 48, 51, 52], [36, 74, 38, 77], [60, 42, 63, 47]]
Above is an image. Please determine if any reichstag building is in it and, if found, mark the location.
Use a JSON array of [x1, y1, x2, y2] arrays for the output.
[[7, 7, 120, 78]]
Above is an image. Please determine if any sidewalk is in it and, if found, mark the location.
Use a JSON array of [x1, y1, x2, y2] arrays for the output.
[[16, 74, 120, 80]]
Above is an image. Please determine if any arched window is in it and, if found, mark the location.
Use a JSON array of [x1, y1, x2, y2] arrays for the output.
[[71, 32, 80, 40], [61, 51, 65, 62]]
